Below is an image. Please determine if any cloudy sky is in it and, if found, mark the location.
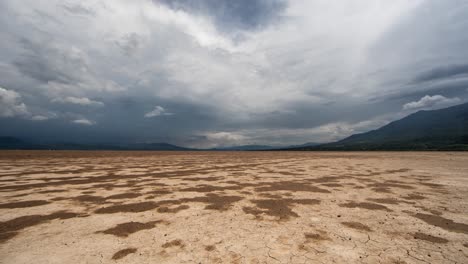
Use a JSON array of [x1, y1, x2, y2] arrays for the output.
[[1, 0, 467, 148]]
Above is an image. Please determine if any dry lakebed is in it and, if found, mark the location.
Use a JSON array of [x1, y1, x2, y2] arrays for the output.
[[0, 151, 467, 263]]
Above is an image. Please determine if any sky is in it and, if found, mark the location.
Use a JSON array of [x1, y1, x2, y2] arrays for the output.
[[1, 0, 468, 148]]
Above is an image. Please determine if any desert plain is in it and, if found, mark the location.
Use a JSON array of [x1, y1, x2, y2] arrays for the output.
[[0, 151, 467, 264]]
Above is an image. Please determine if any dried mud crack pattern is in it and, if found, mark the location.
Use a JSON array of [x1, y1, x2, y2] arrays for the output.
[[0, 151, 467, 264]]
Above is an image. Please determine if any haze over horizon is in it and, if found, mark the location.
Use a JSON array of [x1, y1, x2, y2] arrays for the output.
[[1, 0, 468, 148]]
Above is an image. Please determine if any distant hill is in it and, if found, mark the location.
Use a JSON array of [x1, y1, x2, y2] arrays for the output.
[[289, 102, 468, 151], [0, 136, 36, 149], [286, 142, 321, 148], [212, 142, 321, 151], [211, 145, 277, 151], [123, 143, 190, 151], [0, 137, 191, 151]]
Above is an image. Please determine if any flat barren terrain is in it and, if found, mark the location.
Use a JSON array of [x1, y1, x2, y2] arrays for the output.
[[0, 151, 467, 264]]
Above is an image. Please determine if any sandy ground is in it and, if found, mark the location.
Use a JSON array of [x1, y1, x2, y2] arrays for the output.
[[0, 151, 467, 264]]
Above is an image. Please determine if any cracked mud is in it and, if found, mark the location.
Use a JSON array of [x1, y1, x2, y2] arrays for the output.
[[0, 151, 467, 263]]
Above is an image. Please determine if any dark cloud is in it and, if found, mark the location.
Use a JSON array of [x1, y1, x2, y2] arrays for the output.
[[412, 64, 468, 84], [370, 78, 468, 105], [155, 0, 287, 32], [13, 39, 88, 85]]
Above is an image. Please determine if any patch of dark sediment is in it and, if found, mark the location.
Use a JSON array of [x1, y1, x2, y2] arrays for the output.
[[385, 168, 411, 174], [180, 183, 250, 193], [0, 168, 188, 192], [367, 182, 415, 190], [307, 176, 343, 183], [38, 189, 67, 194], [95, 194, 243, 214], [181, 176, 222, 182], [80, 191, 96, 194], [105, 193, 142, 200], [254, 181, 330, 193], [0, 200, 50, 208], [98, 220, 168, 237], [184, 194, 243, 211], [73, 195, 107, 204], [410, 212, 468, 234], [157, 205, 190, 213], [321, 183, 343, 188], [304, 232, 329, 241], [243, 198, 320, 220], [95, 201, 158, 214], [402, 194, 426, 200], [112, 248, 137, 260], [0, 211, 81, 243], [299, 230, 330, 251], [412, 232, 448, 243], [205, 245, 216, 251], [5, 193, 30, 198], [162, 239, 184, 248], [367, 198, 401, 205], [341, 221, 372, 232]]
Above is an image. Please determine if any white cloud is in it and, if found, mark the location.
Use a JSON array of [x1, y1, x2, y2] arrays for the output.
[[72, 118, 95, 125], [403, 95, 461, 111], [0, 87, 54, 121], [52, 96, 104, 106], [201, 132, 248, 148], [0, 87, 29, 117], [144, 106, 173, 118]]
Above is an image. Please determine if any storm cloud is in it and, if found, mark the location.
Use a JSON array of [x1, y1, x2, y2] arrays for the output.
[[0, 0, 467, 147], [156, 0, 287, 32], [413, 64, 468, 84]]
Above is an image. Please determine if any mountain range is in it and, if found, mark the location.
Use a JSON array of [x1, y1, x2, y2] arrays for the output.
[[287, 102, 468, 151], [210, 142, 320, 151], [0, 138, 190, 151], [1, 102, 467, 151]]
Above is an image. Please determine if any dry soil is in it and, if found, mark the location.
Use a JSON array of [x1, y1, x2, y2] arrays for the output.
[[0, 151, 467, 263]]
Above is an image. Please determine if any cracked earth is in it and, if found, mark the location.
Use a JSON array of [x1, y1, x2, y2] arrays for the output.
[[0, 151, 467, 263]]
